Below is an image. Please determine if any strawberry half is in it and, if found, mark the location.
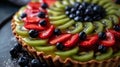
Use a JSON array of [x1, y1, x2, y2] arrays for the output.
[[24, 24, 45, 31], [23, 17, 40, 24], [79, 35, 99, 47], [64, 34, 79, 48], [109, 30, 120, 38], [49, 34, 72, 45], [28, 2, 40, 9], [100, 31, 115, 47], [42, 0, 57, 6], [39, 25, 55, 39]]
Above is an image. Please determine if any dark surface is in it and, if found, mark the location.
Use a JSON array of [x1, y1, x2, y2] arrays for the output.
[[0, 1, 20, 67]]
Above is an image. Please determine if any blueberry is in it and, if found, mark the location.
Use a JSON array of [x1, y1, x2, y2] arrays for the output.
[[85, 8, 94, 15], [30, 59, 42, 67], [20, 13, 27, 19], [54, 29, 61, 35], [115, 0, 120, 4], [78, 5, 86, 11], [74, 2, 81, 8], [39, 19, 47, 26], [98, 32, 106, 39], [98, 32, 106, 40], [38, 12, 46, 18], [70, 8, 76, 13], [41, 3, 48, 9], [29, 30, 39, 38], [76, 10, 80, 15], [93, 15, 102, 21], [93, 5, 103, 13], [81, 2, 89, 8], [56, 43, 65, 50], [14, 43, 22, 51], [113, 25, 120, 31], [65, 6, 72, 11], [69, 14, 76, 19], [65, 11, 70, 16], [10, 47, 19, 58], [98, 45, 107, 53], [84, 16, 93, 22], [18, 56, 29, 66], [79, 32, 87, 40], [74, 16, 82, 22]]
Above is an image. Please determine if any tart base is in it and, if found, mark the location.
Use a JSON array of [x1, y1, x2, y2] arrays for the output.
[[11, 13, 120, 67]]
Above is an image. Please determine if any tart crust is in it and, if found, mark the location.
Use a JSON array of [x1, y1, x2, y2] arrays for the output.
[[11, 13, 120, 67]]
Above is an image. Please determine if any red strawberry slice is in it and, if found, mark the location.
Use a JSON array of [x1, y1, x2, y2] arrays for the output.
[[39, 25, 55, 39], [49, 34, 72, 45], [24, 24, 45, 31], [42, 0, 56, 6], [109, 30, 120, 38], [64, 34, 79, 48], [28, 2, 40, 9], [79, 35, 99, 47], [23, 17, 40, 23], [100, 31, 115, 47]]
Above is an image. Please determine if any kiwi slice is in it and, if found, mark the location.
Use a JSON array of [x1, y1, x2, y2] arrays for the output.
[[76, 0, 83, 3], [84, 0, 91, 3], [55, 47, 79, 57], [50, 18, 70, 25], [83, 22, 94, 34], [98, 0, 109, 6], [58, 20, 75, 29], [91, 0, 99, 4], [35, 46, 55, 52], [50, 15, 67, 21], [101, 19, 113, 29], [72, 51, 94, 62], [62, 0, 70, 5], [103, 2, 112, 8], [93, 21, 104, 33], [48, 9, 63, 16], [15, 25, 29, 37], [55, 1, 65, 8], [50, 6, 65, 12], [69, 0, 75, 5], [96, 48, 113, 61], [23, 38, 48, 46], [114, 50, 120, 57], [107, 15, 119, 24], [70, 22, 83, 34]]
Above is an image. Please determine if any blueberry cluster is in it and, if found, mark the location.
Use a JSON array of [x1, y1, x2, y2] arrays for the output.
[[10, 43, 48, 67], [65, 2, 106, 22]]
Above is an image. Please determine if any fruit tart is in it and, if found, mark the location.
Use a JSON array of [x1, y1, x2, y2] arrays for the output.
[[11, 0, 120, 67]]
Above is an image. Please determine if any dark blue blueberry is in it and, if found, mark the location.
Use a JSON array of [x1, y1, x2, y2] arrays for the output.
[[39, 19, 47, 26], [98, 32, 106, 40], [14, 43, 22, 51], [56, 43, 65, 50], [65, 6, 72, 11], [29, 30, 39, 38], [69, 14, 76, 19], [70, 8, 76, 13], [113, 25, 120, 31], [18, 56, 29, 67], [74, 2, 81, 8], [85, 8, 94, 15], [79, 32, 87, 40], [93, 5, 103, 13], [54, 29, 61, 35], [74, 16, 82, 22], [84, 16, 93, 22], [65, 11, 70, 16], [10, 47, 19, 58], [93, 15, 102, 21], [76, 10, 80, 15], [78, 5, 86, 11], [30, 59, 42, 67], [20, 13, 27, 19], [98, 45, 107, 53], [81, 2, 89, 8], [41, 3, 48, 9], [115, 0, 120, 4], [38, 12, 46, 18]]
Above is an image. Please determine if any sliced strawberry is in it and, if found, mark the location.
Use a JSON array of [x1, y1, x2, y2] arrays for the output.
[[109, 30, 120, 38], [64, 34, 79, 48], [39, 25, 55, 39], [79, 35, 99, 47], [42, 0, 56, 6], [24, 24, 45, 31], [49, 34, 72, 45], [100, 31, 115, 47], [28, 2, 40, 9], [23, 17, 40, 23]]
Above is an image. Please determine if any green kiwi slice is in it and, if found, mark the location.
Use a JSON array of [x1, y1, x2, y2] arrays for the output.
[[76, 0, 83, 3], [55, 47, 79, 57], [83, 22, 94, 34], [62, 0, 70, 5], [96, 48, 113, 61], [93, 21, 104, 33], [72, 51, 94, 62], [55, 1, 65, 8], [50, 15, 67, 21], [101, 19, 113, 29], [91, 0, 99, 4], [15, 25, 29, 37], [23, 38, 48, 46], [35, 46, 55, 52], [107, 15, 119, 24]]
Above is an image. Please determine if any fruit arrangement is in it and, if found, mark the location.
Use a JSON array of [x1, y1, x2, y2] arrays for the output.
[[12, 0, 120, 65]]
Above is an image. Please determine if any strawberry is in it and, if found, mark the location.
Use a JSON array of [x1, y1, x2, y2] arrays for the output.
[[109, 30, 120, 38], [49, 34, 72, 45], [24, 24, 45, 31], [23, 17, 40, 24], [100, 31, 115, 47], [28, 2, 40, 9], [42, 0, 56, 6], [79, 35, 99, 47], [64, 34, 79, 48], [39, 25, 55, 39]]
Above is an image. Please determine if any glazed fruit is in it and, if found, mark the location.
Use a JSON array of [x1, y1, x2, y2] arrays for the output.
[[41, 3, 48, 9], [79, 32, 87, 40], [56, 43, 65, 50], [29, 30, 39, 38], [20, 13, 27, 19], [39, 19, 47, 26], [113, 25, 120, 31], [98, 32, 106, 40], [38, 12, 46, 18], [98, 45, 107, 53]]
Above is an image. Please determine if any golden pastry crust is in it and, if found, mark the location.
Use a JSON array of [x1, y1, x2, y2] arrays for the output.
[[11, 13, 120, 67]]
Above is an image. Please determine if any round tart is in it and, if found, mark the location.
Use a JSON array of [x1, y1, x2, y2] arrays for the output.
[[12, 0, 120, 67]]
